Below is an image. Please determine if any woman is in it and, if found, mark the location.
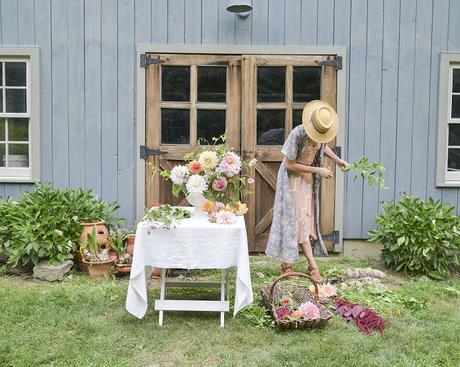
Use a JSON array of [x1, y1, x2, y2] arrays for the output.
[[266, 100, 349, 281]]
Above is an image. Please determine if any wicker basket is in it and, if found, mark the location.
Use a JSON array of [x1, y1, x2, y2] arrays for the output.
[[260, 272, 333, 330]]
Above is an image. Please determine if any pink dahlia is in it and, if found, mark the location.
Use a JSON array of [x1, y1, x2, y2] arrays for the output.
[[218, 152, 241, 177], [212, 177, 228, 191], [277, 306, 292, 320], [299, 301, 321, 319]]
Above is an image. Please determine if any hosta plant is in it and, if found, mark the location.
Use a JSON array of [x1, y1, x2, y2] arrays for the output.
[[368, 195, 460, 279], [1, 183, 122, 267]]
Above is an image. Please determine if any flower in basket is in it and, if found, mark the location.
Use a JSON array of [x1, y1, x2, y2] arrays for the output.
[[292, 309, 305, 320], [280, 296, 292, 307], [277, 306, 292, 319], [299, 301, 321, 319], [309, 283, 338, 298]]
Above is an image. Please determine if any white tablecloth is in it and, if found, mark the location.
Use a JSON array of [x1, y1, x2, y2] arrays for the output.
[[125, 210, 253, 318]]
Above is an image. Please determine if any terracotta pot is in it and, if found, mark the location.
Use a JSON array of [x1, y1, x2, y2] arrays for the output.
[[75, 251, 89, 273], [115, 263, 132, 273], [83, 259, 114, 280], [80, 220, 109, 248], [126, 235, 135, 256], [151, 267, 161, 279]]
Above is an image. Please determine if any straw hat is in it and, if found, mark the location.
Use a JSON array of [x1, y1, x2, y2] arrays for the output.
[[302, 100, 339, 143]]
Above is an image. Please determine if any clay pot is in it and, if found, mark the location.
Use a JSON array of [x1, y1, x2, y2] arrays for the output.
[[75, 251, 89, 273], [83, 257, 114, 280], [115, 263, 132, 274], [80, 220, 109, 248], [151, 267, 161, 279], [126, 235, 135, 256]]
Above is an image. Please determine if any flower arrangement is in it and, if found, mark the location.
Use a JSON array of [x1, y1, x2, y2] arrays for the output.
[[158, 135, 255, 222], [275, 296, 321, 321]]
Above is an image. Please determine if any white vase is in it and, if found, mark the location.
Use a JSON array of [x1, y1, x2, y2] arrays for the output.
[[186, 192, 207, 217]]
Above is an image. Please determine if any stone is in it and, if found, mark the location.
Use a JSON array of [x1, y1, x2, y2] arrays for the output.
[[256, 272, 265, 279], [371, 269, 385, 279], [33, 260, 73, 281], [346, 269, 359, 278]]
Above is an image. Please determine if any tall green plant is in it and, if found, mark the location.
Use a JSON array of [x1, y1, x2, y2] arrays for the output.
[[368, 195, 460, 279], [1, 183, 122, 267]]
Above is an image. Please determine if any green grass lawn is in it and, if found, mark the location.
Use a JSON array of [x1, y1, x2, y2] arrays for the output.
[[0, 256, 459, 367]]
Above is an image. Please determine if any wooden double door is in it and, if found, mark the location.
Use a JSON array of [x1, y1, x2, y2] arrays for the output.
[[143, 53, 338, 252]]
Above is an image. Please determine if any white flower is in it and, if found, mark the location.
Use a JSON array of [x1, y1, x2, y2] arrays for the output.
[[248, 158, 257, 167], [198, 151, 219, 169], [186, 174, 208, 194], [248, 177, 255, 184], [170, 165, 189, 185], [215, 210, 236, 225]]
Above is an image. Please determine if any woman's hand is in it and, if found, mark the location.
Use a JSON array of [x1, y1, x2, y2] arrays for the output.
[[317, 167, 334, 178], [336, 159, 350, 169]]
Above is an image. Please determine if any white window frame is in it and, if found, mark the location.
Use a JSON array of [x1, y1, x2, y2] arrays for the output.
[[0, 47, 40, 182]]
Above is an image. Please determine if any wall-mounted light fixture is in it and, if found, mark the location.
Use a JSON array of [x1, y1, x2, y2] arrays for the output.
[[226, 0, 252, 18]]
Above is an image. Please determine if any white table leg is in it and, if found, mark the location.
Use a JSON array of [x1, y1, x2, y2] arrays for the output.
[[159, 268, 166, 326], [220, 269, 226, 328]]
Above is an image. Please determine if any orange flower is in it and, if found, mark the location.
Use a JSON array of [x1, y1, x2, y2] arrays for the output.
[[201, 200, 216, 213], [293, 309, 304, 319], [188, 160, 202, 174]]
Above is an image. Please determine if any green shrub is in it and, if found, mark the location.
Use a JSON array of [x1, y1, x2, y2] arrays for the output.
[[0, 183, 122, 267], [368, 195, 460, 279]]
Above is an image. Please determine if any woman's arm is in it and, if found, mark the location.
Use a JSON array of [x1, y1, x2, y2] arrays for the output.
[[284, 157, 334, 178], [324, 145, 349, 168]]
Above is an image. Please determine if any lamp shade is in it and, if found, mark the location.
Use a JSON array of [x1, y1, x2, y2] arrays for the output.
[[226, 0, 252, 14]]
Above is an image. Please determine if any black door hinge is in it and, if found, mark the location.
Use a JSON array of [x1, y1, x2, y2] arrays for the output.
[[333, 146, 342, 159], [140, 145, 166, 159], [140, 54, 165, 68], [321, 230, 340, 244], [316, 56, 342, 70]]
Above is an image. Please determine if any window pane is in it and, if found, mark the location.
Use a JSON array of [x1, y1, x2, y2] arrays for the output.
[[197, 67, 226, 102], [6, 89, 27, 113], [0, 62, 3, 85], [8, 143, 29, 167], [452, 95, 460, 118], [293, 66, 321, 102], [161, 66, 190, 101], [197, 109, 226, 144], [0, 144, 4, 167], [257, 109, 285, 145], [448, 148, 460, 171], [293, 109, 303, 128], [0, 89, 2, 112], [5, 62, 26, 86], [453, 69, 460, 93], [257, 66, 285, 102], [448, 124, 460, 146], [0, 118, 4, 141], [8, 118, 29, 141], [161, 109, 190, 144]]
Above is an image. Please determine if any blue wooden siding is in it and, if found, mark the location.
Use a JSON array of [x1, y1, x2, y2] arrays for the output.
[[0, 0, 459, 238]]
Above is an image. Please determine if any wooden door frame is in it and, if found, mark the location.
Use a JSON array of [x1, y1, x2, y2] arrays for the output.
[[135, 44, 347, 252]]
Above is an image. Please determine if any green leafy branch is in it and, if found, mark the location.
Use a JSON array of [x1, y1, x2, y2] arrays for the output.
[[342, 156, 387, 189]]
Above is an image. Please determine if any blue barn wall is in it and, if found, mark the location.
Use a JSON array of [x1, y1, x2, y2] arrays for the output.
[[0, 0, 459, 238]]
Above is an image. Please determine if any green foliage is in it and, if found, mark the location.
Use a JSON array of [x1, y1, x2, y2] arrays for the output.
[[368, 195, 460, 279], [107, 228, 129, 256], [342, 156, 386, 188], [238, 301, 273, 328], [142, 204, 191, 229], [0, 183, 122, 267]]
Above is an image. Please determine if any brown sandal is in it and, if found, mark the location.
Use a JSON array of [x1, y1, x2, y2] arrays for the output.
[[308, 266, 322, 282]]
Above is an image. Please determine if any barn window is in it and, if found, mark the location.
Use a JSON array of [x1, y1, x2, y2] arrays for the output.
[[0, 48, 39, 182], [437, 53, 460, 186]]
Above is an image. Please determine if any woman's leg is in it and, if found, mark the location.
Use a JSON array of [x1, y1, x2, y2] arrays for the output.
[[300, 239, 317, 269]]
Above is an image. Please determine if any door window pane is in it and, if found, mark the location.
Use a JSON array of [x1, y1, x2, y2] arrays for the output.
[[257, 109, 285, 145], [161, 109, 190, 144], [161, 66, 190, 101], [8, 118, 29, 141], [0, 144, 4, 167], [0, 62, 3, 85], [257, 66, 285, 102], [448, 148, 460, 171], [453, 68, 460, 93], [0, 89, 3, 113], [8, 143, 29, 167], [293, 109, 303, 128], [0, 119, 4, 141], [197, 109, 226, 144], [452, 95, 460, 118], [5, 62, 26, 86], [448, 124, 460, 146], [197, 67, 226, 102], [293, 66, 321, 102], [6, 89, 27, 113]]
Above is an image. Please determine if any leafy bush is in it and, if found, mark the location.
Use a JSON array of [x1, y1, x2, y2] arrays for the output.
[[0, 183, 122, 267], [368, 195, 460, 279]]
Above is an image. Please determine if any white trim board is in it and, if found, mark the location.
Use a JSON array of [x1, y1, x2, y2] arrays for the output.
[[135, 44, 347, 252]]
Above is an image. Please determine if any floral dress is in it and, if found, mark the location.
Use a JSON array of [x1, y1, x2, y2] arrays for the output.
[[266, 125, 318, 263]]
